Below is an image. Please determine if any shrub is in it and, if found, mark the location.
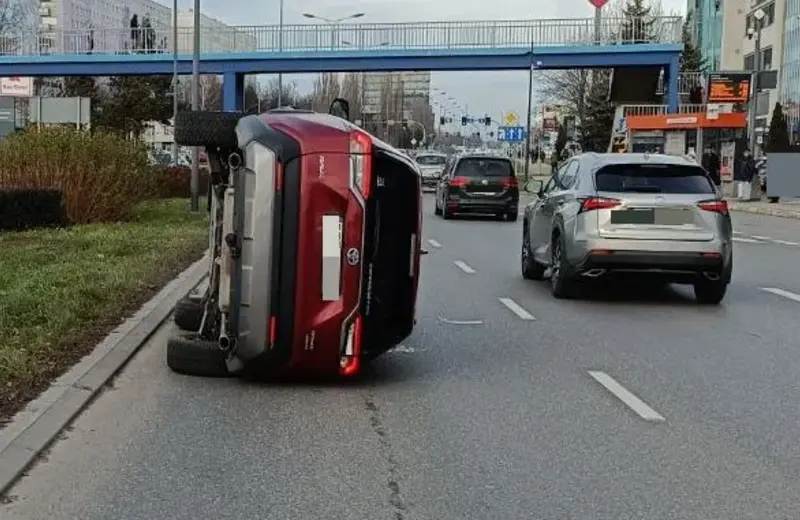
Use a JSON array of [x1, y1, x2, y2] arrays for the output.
[[0, 188, 68, 230], [158, 165, 209, 198], [0, 127, 160, 223]]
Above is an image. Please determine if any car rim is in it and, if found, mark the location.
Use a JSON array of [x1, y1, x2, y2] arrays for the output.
[[551, 240, 561, 285]]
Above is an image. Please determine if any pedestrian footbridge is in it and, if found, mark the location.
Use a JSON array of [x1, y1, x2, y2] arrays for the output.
[[0, 17, 684, 112]]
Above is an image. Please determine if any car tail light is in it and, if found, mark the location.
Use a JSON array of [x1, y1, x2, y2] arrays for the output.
[[501, 177, 518, 188], [350, 131, 373, 198], [449, 176, 469, 188], [698, 200, 728, 215], [340, 315, 363, 376], [580, 197, 621, 213]]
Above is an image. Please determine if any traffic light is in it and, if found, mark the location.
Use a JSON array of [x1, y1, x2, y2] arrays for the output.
[[439, 116, 446, 125], [461, 116, 467, 126], [402, 119, 408, 129], [484, 116, 491, 126], [489, 131, 494, 138]]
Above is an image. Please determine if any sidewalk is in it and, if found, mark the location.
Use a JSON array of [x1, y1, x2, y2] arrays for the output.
[[727, 197, 800, 220]]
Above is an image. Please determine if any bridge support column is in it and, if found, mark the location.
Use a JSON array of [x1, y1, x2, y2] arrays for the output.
[[222, 72, 244, 112], [665, 56, 680, 113]]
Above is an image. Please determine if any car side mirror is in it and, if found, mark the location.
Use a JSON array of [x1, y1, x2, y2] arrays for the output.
[[524, 179, 543, 196], [328, 98, 350, 121]]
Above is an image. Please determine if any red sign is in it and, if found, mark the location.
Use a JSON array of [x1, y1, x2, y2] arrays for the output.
[[588, 0, 608, 7]]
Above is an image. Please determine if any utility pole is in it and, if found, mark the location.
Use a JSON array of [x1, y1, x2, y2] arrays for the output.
[[171, 0, 178, 166], [189, 0, 200, 211], [524, 60, 534, 182]]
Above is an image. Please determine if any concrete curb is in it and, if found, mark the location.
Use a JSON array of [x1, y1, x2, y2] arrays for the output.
[[0, 254, 209, 495], [728, 202, 800, 220]]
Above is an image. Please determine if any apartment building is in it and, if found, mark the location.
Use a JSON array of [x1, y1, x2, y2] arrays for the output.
[[781, 0, 800, 139]]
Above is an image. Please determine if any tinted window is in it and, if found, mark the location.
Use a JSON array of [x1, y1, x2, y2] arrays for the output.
[[455, 158, 513, 178], [416, 155, 446, 165], [595, 163, 714, 194]]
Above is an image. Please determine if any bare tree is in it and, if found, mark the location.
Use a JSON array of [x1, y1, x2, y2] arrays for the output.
[[310, 73, 341, 113], [0, 0, 36, 52]]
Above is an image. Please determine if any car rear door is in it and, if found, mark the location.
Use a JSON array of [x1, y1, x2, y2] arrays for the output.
[[593, 163, 720, 242], [454, 157, 516, 198]]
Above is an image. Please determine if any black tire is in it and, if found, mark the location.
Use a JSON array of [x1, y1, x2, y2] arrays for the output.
[[506, 210, 518, 222], [521, 223, 545, 280], [174, 111, 241, 149], [166, 332, 231, 377], [550, 233, 576, 299], [442, 203, 453, 220], [693, 280, 728, 304], [434, 200, 442, 215], [173, 297, 205, 332]]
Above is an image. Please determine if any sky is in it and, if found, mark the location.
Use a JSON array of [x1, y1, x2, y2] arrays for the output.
[[180, 0, 687, 123]]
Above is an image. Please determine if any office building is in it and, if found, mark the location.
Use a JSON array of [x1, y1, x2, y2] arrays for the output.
[[780, 0, 800, 140], [361, 71, 433, 143], [687, 0, 724, 70]]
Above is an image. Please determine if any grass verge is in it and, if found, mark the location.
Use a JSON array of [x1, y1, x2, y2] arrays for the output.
[[0, 199, 209, 425]]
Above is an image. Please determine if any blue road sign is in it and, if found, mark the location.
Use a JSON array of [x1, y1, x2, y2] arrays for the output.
[[497, 126, 526, 142]]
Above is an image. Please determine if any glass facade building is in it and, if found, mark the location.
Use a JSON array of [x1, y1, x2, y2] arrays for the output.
[[781, 0, 800, 141], [689, 0, 724, 70]]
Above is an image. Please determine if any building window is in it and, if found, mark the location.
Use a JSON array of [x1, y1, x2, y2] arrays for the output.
[[745, 53, 755, 70], [761, 47, 773, 69]]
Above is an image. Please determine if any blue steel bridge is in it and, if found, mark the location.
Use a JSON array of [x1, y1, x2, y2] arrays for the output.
[[0, 17, 684, 112]]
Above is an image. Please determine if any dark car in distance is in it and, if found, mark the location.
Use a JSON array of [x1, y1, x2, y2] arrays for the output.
[[434, 153, 519, 221]]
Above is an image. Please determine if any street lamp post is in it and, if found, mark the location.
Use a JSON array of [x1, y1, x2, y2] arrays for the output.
[[302, 12, 365, 50], [190, 0, 201, 211], [172, 0, 178, 167], [747, 7, 765, 200], [277, 0, 284, 107], [524, 60, 543, 182]]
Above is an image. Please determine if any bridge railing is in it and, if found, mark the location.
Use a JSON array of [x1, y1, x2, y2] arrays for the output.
[[0, 17, 682, 57], [622, 104, 707, 117]]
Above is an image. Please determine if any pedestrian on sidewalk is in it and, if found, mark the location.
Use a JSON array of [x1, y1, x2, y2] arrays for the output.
[[735, 149, 757, 200], [701, 145, 721, 187]]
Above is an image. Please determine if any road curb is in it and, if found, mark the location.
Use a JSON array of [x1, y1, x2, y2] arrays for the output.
[[0, 253, 209, 496], [728, 202, 800, 220]]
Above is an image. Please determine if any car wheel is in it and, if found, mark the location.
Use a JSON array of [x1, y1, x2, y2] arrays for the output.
[[506, 210, 518, 222], [442, 203, 453, 220], [166, 332, 232, 377], [693, 279, 728, 304], [550, 233, 576, 299], [173, 296, 205, 332], [521, 224, 545, 280]]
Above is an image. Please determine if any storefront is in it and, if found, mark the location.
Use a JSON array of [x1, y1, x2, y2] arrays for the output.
[[624, 112, 747, 157]]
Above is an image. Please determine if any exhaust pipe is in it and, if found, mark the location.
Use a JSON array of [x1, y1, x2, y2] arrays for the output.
[[219, 334, 231, 351], [703, 271, 721, 281], [582, 268, 606, 278]]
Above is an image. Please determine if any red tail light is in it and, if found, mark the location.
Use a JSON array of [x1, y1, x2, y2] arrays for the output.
[[501, 177, 518, 188], [580, 197, 621, 213], [350, 131, 373, 198], [340, 316, 363, 376], [698, 200, 728, 215], [449, 176, 469, 188]]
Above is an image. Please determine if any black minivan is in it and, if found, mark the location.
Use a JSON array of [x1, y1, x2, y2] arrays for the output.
[[434, 153, 519, 221]]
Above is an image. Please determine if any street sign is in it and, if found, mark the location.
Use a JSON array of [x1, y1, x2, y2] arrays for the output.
[[504, 111, 519, 126], [497, 126, 526, 142], [588, 0, 608, 8], [410, 138, 417, 146]]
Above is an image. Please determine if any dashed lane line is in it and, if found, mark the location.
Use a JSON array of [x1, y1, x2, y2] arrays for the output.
[[761, 287, 800, 304], [588, 371, 666, 422], [751, 235, 771, 240], [733, 237, 760, 243], [427, 239, 442, 248], [498, 297, 536, 320], [453, 260, 476, 274], [772, 239, 800, 246]]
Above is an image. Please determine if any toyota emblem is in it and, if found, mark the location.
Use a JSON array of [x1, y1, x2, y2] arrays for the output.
[[346, 248, 360, 266]]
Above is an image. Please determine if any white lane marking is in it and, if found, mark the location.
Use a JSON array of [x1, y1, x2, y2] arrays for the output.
[[733, 237, 760, 243], [751, 235, 771, 240], [427, 238, 442, 248], [498, 297, 536, 320], [453, 260, 476, 274], [732, 231, 744, 236], [772, 239, 799, 246], [588, 371, 666, 422], [762, 287, 800, 304], [437, 316, 484, 325]]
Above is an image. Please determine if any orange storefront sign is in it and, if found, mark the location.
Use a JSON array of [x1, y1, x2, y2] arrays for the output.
[[626, 112, 747, 130]]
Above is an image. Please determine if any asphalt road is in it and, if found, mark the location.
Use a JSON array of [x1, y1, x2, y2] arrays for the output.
[[4, 195, 800, 520]]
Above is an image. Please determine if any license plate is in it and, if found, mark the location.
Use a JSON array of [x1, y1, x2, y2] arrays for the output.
[[610, 208, 654, 224]]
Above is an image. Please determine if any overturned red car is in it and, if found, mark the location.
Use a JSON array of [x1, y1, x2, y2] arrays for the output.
[[167, 100, 423, 378]]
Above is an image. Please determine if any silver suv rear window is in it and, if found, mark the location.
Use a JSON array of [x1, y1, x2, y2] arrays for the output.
[[595, 164, 715, 194]]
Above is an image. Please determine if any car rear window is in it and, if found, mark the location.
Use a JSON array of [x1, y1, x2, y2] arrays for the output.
[[416, 155, 446, 165], [455, 158, 513, 178], [595, 163, 714, 194]]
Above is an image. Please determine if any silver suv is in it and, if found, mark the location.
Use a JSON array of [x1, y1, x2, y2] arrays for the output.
[[521, 153, 732, 304]]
